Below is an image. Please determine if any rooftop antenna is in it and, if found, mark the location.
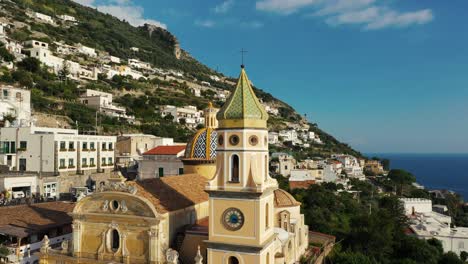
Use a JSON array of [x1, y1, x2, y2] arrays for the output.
[[240, 48, 248, 68]]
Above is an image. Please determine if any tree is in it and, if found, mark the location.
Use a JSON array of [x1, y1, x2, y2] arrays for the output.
[[438, 252, 463, 264], [58, 60, 70, 82], [17, 57, 41, 73], [329, 250, 375, 264], [0, 245, 10, 262], [388, 169, 416, 195], [460, 251, 468, 262], [0, 47, 15, 62]]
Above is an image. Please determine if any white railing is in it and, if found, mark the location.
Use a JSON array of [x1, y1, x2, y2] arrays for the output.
[[5, 234, 71, 264]]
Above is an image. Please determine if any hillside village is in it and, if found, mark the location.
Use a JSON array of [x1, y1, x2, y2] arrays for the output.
[[0, 1, 467, 264]]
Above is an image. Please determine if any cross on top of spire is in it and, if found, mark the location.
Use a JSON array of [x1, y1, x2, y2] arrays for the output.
[[240, 48, 248, 68]]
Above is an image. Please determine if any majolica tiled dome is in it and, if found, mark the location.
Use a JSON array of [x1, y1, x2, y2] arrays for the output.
[[216, 66, 268, 128], [184, 127, 217, 160]]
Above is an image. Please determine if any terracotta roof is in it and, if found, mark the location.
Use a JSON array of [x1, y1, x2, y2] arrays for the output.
[[273, 189, 301, 207], [290, 180, 316, 190], [143, 145, 186, 155], [0, 202, 75, 237], [127, 174, 208, 213]]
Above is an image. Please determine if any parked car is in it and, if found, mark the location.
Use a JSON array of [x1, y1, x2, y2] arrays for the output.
[[12, 191, 25, 199]]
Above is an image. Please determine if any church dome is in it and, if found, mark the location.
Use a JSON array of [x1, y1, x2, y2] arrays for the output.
[[274, 189, 301, 208], [184, 127, 217, 160]]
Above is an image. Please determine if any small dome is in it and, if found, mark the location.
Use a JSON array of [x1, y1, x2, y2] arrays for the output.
[[185, 127, 217, 160], [274, 189, 301, 208]]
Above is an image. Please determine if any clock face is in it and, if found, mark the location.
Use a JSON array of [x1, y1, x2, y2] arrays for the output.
[[222, 208, 244, 231]]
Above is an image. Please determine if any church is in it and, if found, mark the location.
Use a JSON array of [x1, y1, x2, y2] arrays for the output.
[[38, 66, 309, 264]]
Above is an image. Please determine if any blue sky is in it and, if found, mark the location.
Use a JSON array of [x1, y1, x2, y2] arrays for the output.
[[74, 0, 468, 154]]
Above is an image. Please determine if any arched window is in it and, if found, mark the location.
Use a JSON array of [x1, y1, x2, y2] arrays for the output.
[[266, 252, 270, 264], [229, 256, 239, 264], [265, 203, 269, 229], [111, 229, 120, 252], [231, 155, 239, 183]]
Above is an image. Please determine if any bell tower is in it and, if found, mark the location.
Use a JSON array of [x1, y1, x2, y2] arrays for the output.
[[206, 66, 278, 264]]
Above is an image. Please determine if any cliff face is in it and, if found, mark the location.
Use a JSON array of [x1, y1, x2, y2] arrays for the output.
[[141, 23, 181, 60]]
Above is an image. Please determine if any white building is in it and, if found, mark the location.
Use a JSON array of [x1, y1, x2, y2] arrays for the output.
[[265, 105, 279, 116], [268, 132, 279, 144], [33, 12, 55, 24], [0, 85, 31, 126], [76, 43, 97, 57], [209, 75, 220, 82], [190, 87, 201, 97], [289, 168, 324, 189], [279, 129, 298, 142], [103, 65, 146, 80], [53, 41, 77, 55], [331, 154, 365, 180], [79, 89, 135, 122], [26, 40, 98, 81], [101, 55, 121, 64], [400, 198, 468, 256], [159, 105, 205, 128], [128, 58, 152, 70], [0, 23, 6, 37], [130, 47, 139, 52], [271, 152, 296, 177], [0, 126, 116, 176], [58, 14, 77, 22]]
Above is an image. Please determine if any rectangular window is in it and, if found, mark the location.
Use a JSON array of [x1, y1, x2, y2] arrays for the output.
[[59, 159, 66, 168], [158, 167, 164, 177], [108, 157, 113, 165], [68, 142, 74, 150], [102, 142, 106, 150], [68, 158, 74, 167], [60, 141, 66, 150], [90, 142, 95, 150], [19, 141, 27, 150], [108, 142, 113, 150], [82, 142, 87, 150], [3, 90, 8, 97], [10, 141, 15, 153], [102, 157, 106, 165], [90, 158, 95, 166], [82, 158, 87, 166], [178, 168, 184, 175]]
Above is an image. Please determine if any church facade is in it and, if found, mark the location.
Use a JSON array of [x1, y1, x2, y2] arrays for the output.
[[39, 67, 309, 264]]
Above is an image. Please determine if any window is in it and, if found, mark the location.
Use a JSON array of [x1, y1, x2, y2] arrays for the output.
[[90, 158, 95, 166], [60, 141, 66, 150], [59, 159, 65, 168], [102, 157, 106, 165], [158, 167, 164, 177], [228, 256, 239, 264], [218, 135, 224, 146], [231, 155, 240, 183], [10, 141, 15, 153], [69, 142, 74, 150], [108, 142, 113, 150], [82, 158, 87, 166], [266, 253, 270, 264], [178, 168, 184, 175], [19, 141, 27, 150], [19, 158, 26, 171], [459, 242, 465, 249], [108, 157, 113, 165], [229, 135, 240, 146], [82, 142, 88, 150], [68, 158, 74, 167], [111, 229, 120, 252], [266, 203, 269, 229], [102, 142, 106, 150], [3, 89, 8, 97], [249, 135, 258, 146], [90, 142, 95, 150]]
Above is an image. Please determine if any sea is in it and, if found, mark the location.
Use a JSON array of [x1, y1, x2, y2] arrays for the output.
[[368, 153, 468, 200]]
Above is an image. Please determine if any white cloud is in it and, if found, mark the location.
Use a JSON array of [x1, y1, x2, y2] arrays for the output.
[[256, 0, 434, 30], [72, 0, 167, 29], [212, 0, 235, 14], [365, 9, 433, 30], [256, 0, 319, 14], [195, 19, 216, 28]]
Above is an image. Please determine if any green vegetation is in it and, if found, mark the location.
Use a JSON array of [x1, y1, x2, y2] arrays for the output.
[[289, 179, 466, 264]]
